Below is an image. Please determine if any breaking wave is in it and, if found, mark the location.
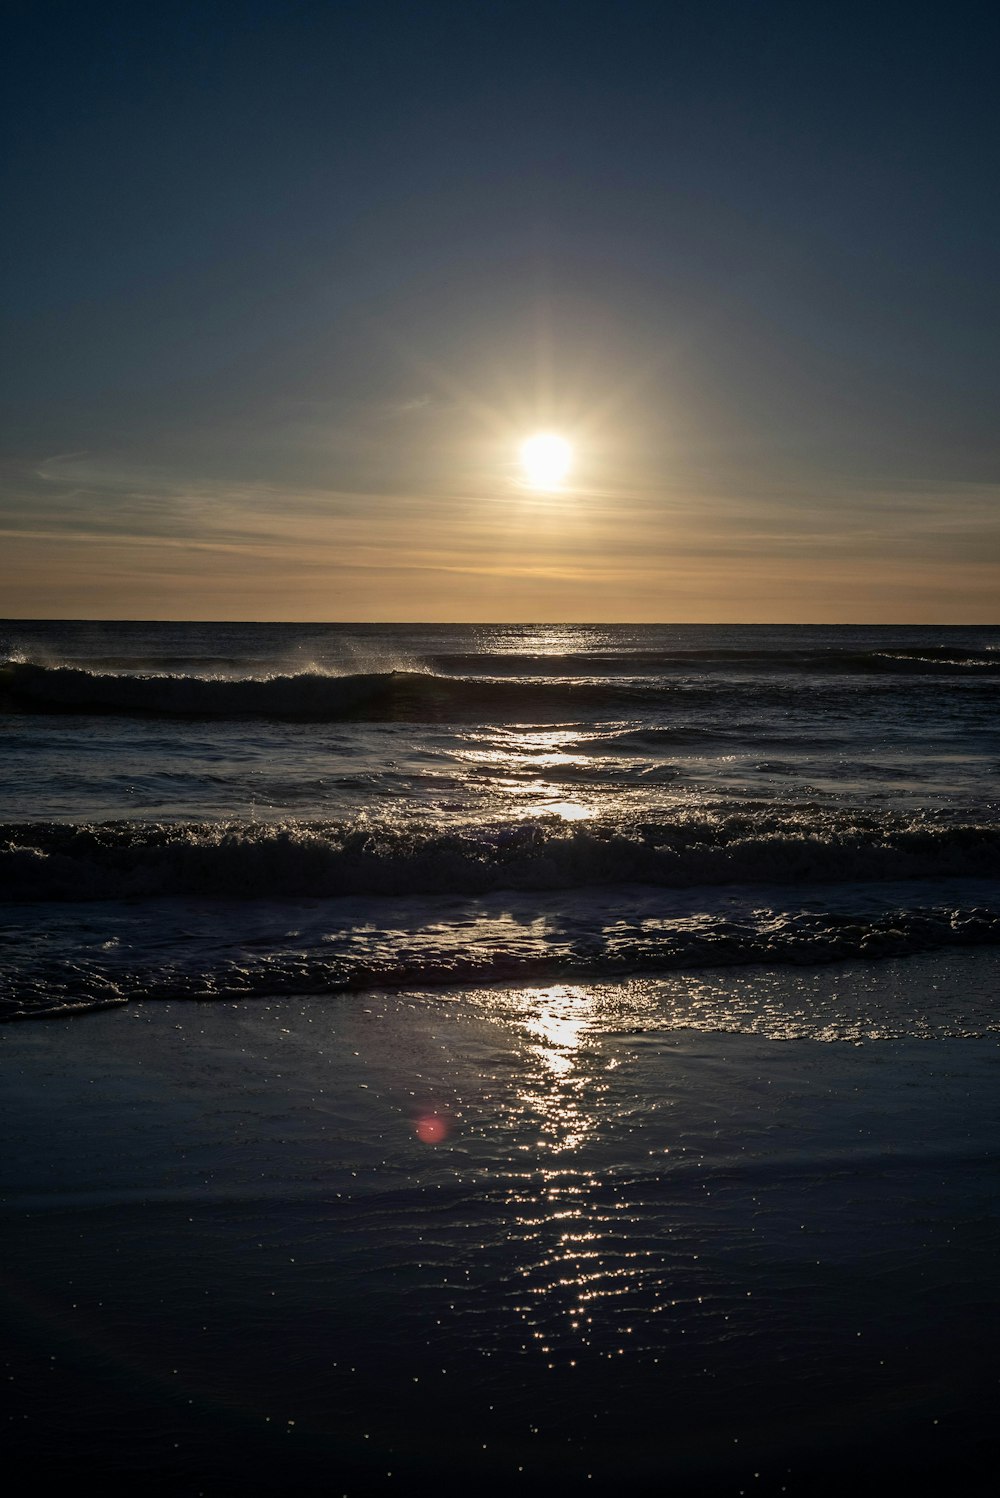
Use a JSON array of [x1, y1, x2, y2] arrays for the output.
[[3, 883, 1000, 1021], [0, 661, 648, 721], [3, 654, 997, 723], [4, 812, 1000, 901]]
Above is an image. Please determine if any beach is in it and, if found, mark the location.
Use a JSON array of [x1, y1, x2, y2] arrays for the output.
[[4, 958, 999, 1494]]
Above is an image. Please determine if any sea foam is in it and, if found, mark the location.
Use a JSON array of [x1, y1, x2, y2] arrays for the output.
[[3, 812, 1000, 900]]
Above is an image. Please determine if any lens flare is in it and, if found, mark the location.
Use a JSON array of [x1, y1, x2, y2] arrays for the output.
[[414, 1112, 449, 1144]]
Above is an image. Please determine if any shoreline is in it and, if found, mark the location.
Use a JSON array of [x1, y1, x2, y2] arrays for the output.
[[3, 969, 999, 1493]]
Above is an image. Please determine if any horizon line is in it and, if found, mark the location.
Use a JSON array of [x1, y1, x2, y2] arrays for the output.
[[3, 617, 997, 629]]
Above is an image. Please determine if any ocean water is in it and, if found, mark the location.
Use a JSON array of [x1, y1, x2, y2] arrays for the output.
[[2, 620, 998, 1032], [4, 621, 1000, 1494]]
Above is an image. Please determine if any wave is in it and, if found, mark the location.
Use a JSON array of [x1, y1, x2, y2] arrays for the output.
[[430, 646, 1000, 677], [4, 889, 1000, 1021], [3, 812, 1000, 901], [0, 660, 671, 722], [4, 655, 997, 724]]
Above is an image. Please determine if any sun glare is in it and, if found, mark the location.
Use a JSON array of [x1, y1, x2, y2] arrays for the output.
[[520, 432, 572, 490]]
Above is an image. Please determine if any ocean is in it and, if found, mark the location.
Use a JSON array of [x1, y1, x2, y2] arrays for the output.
[[2, 621, 999, 1494], [2, 620, 999, 1029]]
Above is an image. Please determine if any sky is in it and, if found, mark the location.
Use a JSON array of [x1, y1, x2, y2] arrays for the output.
[[2, 0, 999, 622]]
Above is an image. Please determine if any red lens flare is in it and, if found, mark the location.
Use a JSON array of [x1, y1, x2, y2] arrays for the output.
[[414, 1113, 449, 1144]]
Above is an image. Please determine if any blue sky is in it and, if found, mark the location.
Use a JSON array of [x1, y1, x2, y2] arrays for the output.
[[3, 0, 999, 619]]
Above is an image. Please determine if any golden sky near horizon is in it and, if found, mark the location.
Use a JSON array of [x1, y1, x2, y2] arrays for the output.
[[3, 435, 999, 622]]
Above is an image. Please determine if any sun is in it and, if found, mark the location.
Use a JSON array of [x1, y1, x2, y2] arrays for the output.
[[520, 432, 573, 490]]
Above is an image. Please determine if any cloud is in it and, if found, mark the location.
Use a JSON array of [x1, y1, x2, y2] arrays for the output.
[[1, 435, 998, 621]]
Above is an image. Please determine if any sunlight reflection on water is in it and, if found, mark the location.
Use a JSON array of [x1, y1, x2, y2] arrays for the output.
[[455, 726, 601, 820], [478, 985, 627, 1357], [515, 796, 593, 820]]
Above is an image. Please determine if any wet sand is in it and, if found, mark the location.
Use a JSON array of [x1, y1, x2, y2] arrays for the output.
[[3, 964, 999, 1494]]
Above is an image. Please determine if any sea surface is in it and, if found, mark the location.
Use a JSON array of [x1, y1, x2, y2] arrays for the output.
[[2, 620, 998, 1032], [4, 620, 1000, 1494]]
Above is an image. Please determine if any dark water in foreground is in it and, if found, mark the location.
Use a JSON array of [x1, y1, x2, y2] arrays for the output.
[[3, 983, 999, 1495]]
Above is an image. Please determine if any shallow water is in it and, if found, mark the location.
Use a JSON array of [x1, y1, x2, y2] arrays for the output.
[[3, 978, 999, 1493]]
